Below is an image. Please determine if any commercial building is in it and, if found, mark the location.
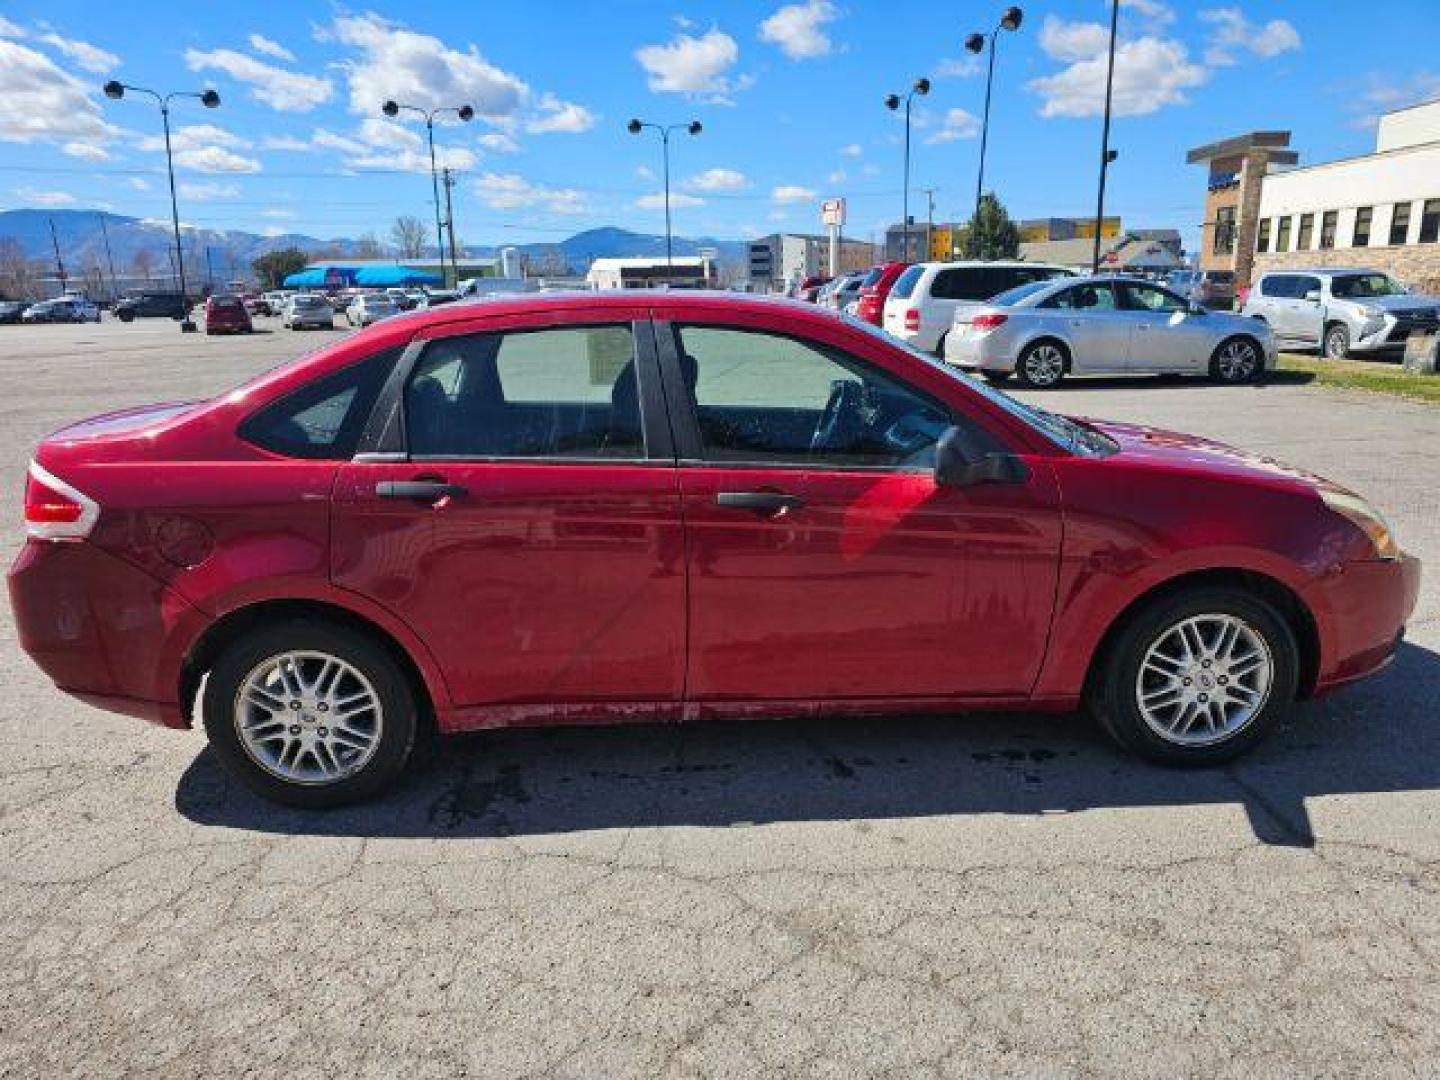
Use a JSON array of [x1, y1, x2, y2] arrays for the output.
[[1019, 231, 1184, 273], [585, 256, 714, 290], [890, 216, 1125, 263], [1189, 100, 1440, 292], [747, 233, 877, 292]]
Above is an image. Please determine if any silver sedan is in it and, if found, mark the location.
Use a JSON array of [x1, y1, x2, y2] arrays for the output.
[[942, 275, 1276, 388]]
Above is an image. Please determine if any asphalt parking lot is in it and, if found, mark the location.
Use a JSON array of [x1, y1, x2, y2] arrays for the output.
[[2, 317, 1437, 1077]]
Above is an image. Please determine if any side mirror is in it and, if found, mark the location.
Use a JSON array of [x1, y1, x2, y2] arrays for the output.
[[935, 426, 1030, 487], [1303, 289, 1321, 303]]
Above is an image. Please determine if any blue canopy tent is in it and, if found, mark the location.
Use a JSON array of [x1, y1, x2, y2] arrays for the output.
[[282, 264, 442, 288]]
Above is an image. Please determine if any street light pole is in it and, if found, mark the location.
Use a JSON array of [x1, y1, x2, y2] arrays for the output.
[[965, 7, 1024, 252], [1092, 0, 1120, 274], [103, 79, 220, 331], [382, 101, 475, 289], [885, 78, 930, 261], [627, 119, 703, 267]]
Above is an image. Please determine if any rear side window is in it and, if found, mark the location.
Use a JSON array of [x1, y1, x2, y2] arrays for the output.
[[889, 265, 924, 300], [239, 348, 399, 459], [1259, 275, 1293, 298]]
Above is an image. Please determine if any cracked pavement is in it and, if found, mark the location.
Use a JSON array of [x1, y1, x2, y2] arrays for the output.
[[1, 322, 1437, 1077]]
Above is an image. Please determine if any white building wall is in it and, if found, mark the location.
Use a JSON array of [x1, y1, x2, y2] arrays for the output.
[[1257, 142, 1440, 252], [1376, 99, 1440, 152]]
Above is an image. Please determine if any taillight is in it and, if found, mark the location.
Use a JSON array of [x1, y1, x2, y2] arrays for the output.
[[24, 461, 98, 541], [971, 312, 1009, 332], [903, 308, 920, 331]]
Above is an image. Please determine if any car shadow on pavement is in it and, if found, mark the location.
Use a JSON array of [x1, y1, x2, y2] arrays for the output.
[[175, 641, 1439, 849], [1024, 370, 1315, 394]]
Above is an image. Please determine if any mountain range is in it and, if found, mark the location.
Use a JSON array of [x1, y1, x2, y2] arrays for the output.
[[0, 210, 748, 279]]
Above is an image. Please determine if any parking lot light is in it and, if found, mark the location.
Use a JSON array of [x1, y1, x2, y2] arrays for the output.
[[627, 118, 703, 267], [381, 101, 475, 288], [965, 8, 1025, 249], [101, 79, 221, 332], [884, 78, 930, 261]]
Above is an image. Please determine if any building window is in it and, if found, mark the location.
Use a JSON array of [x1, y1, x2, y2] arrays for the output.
[[1390, 202, 1412, 246], [1353, 206, 1373, 247], [1275, 216, 1292, 253], [1256, 218, 1271, 253], [1296, 213, 1314, 251], [1420, 200, 1440, 244], [1319, 211, 1337, 249], [1212, 206, 1236, 255]]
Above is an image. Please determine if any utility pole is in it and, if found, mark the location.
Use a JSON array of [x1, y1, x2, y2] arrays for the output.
[[922, 188, 937, 261], [48, 218, 67, 294], [97, 212, 118, 302], [442, 167, 460, 287], [1092, 0, 1120, 274], [204, 246, 215, 292]]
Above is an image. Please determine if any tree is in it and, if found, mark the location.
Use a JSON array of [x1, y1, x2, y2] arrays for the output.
[[354, 232, 383, 259], [390, 215, 427, 259], [963, 192, 1020, 260], [251, 247, 309, 290], [132, 247, 158, 282], [0, 237, 39, 299]]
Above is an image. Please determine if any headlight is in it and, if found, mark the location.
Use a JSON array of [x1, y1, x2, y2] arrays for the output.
[[1321, 489, 1400, 559]]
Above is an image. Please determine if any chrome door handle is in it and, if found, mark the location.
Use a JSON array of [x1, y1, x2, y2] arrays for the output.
[[715, 491, 805, 515]]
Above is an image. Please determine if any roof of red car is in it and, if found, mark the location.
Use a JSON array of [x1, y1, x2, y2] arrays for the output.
[[391, 289, 843, 331]]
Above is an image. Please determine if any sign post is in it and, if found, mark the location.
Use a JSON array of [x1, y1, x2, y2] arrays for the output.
[[821, 198, 846, 279]]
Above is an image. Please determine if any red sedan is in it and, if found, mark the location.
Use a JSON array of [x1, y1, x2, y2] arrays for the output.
[[8, 294, 1420, 806]]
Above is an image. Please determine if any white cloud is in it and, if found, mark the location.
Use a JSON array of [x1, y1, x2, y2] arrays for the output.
[[935, 55, 981, 78], [129, 177, 151, 191], [1029, 16, 1207, 118], [15, 187, 76, 206], [261, 134, 312, 151], [0, 39, 118, 148], [1200, 8, 1300, 67], [474, 172, 588, 214], [248, 33, 295, 63], [687, 167, 748, 191], [635, 164, 655, 180], [1122, 0, 1176, 25], [178, 181, 240, 200], [636, 191, 705, 209], [840, 142, 862, 157], [0, 17, 26, 38], [312, 121, 473, 172], [62, 141, 110, 161], [174, 146, 263, 173], [332, 14, 527, 120], [827, 169, 846, 184], [758, 1, 839, 61], [771, 184, 816, 204], [261, 225, 287, 237], [479, 131, 520, 152], [184, 47, 333, 112], [635, 29, 744, 99], [261, 208, 296, 220], [524, 93, 596, 134], [1346, 70, 1440, 129], [925, 107, 981, 143], [39, 33, 118, 74]]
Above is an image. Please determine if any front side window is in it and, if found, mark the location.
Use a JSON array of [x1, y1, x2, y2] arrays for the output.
[[240, 348, 399, 459], [1353, 207, 1373, 247], [1296, 213, 1315, 251], [1420, 199, 1440, 244], [1256, 218, 1271, 253], [1275, 216, 1292, 252], [405, 324, 643, 459], [1390, 202, 1412, 245], [1117, 283, 1188, 313], [673, 325, 963, 469], [1320, 210, 1338, 249]]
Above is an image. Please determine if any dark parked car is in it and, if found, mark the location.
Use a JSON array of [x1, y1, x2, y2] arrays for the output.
[[204, 294, 253, 335], [0, 300, 27, 324], [7, 293, 1419, 807], [114, 292, 191, 322], [21, 299, 88, 324]]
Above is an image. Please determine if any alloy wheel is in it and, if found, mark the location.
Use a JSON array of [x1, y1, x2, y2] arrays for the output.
[[1325, 327, 1349, 360], [233, 650, 384, 785], [1134, 614, 1273, 746], [1022, 344, 1065, 386], [1216, 339, 1258, 382]]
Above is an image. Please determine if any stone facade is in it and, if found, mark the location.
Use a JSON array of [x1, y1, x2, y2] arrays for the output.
[[1251, 244, 1440, 294]]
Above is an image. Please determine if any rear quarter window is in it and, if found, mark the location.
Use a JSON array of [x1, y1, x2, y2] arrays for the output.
[[889, 265, 924, 300], [238, 347, 399, 459]]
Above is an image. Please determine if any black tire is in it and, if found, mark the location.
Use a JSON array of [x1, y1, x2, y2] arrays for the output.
[[202, 619, 419, 808], [981, 370, 1010, 386], [1016, 339, 1067, 388], [1090, 587, 1299, 766], [118, 311, 134, 323], [934, 333, 948, 360], [1209, 336, 1262, 384], [1323, 323, 1350, 361]]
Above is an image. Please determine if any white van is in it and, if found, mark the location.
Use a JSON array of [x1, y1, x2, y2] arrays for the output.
[[882, 261, 1075, 353]]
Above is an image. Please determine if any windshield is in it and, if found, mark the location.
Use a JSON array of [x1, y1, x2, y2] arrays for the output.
[[990, 280, 1054, 307], [295, 296, 326, 308], [1330, 273, 1407, 298], [839, 313, 1117, 457]]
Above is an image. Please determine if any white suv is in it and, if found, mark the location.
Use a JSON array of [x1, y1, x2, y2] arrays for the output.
[[882, 261, 1074, 353], [1242, 268, 1440, 359]]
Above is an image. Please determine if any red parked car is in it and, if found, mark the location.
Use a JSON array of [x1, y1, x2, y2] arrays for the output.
[[792, 275, 830, 303], [855, 261, 910, 326], [204, 294, 253, 335], [8, 294, 1419, 806]]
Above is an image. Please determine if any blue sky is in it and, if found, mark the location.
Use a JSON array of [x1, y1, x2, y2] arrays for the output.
[[2, 1, 1438, 253]]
